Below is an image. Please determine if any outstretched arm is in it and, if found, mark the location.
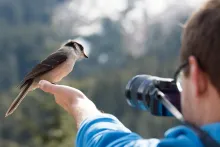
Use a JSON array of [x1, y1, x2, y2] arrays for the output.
[[38, 80, 159, 147]]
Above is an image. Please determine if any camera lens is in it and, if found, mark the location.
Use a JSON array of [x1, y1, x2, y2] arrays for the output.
[[125, 74, 182, 116], [125, 75, 154, 110]]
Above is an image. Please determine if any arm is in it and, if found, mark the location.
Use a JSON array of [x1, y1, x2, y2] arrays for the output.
[[38, 80, 160, 147], [76, 113, 160, 147]]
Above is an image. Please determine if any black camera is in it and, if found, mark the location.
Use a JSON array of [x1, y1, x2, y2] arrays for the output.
[[125, 75, 181, 117], [125, 75, 220, 146]]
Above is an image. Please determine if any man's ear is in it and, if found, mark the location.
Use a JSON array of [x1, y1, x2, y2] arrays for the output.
[[188, 56, 207, 97]]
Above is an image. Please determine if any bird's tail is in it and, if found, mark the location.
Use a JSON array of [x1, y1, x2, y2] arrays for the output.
[[5, 79, 33, 117]]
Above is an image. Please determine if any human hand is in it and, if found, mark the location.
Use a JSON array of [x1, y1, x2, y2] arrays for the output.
[[38, 80, 102, 128]]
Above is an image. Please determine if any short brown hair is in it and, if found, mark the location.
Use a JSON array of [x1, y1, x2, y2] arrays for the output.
[[181, 0, 220, 91]]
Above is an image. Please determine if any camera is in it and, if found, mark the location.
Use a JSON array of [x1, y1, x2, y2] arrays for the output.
[[125, 75, 181, 117]]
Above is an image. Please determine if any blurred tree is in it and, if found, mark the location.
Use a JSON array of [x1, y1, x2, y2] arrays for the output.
[[0, 0, 193, 146]]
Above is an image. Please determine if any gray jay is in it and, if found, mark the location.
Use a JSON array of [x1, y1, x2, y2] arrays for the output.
[[5, 40, 88, 117]]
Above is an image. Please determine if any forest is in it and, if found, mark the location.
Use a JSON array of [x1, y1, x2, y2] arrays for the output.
[[0, 0, 201, 146]]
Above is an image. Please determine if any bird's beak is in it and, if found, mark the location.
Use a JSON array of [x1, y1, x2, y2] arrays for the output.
[[83, 53, 88, 58]]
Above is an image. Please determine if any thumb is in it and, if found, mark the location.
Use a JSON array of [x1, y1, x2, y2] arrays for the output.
[[38, 80, 58, 95]]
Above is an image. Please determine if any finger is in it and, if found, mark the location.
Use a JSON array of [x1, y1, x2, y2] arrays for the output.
[[39, 80, 86, 98], [38, 80, 58, 95]]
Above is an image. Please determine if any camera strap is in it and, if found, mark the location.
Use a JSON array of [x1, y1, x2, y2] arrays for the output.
[[184, 122, 220, 147], [156, 89, 220, 147], [156, 90, 220, 147]]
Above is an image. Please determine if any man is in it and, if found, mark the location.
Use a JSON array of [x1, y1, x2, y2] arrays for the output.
[[38, 0, 220, 146]]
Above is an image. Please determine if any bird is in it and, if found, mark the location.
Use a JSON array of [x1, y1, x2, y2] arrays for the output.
[[5, 40, 88, 117]]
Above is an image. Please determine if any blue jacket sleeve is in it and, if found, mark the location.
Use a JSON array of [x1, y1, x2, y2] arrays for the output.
[[75, 114, 160, 147], [75, 113, 220, 147]]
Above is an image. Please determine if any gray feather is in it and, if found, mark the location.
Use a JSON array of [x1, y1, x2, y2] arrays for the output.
[[5, 80, 33, 117]]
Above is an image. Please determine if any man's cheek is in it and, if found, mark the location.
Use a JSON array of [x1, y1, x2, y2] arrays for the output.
[[180, 92, 185, 112], [180, 81, 189, 115]]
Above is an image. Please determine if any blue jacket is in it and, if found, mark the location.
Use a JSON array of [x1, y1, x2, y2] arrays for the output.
[[76, 114, 220, 147]]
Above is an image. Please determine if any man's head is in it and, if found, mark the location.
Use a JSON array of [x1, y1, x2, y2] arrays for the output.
[[179, 0, 220, 126]]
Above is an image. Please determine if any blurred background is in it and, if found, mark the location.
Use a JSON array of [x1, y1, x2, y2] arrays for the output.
[[0, 0, 206, 146]]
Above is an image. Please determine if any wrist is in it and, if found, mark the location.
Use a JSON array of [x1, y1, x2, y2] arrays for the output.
[[75, 109, 102, 129], [70, 101, 102, 129]]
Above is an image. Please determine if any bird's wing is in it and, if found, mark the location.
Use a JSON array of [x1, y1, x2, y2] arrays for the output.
[[19, 49, 68, 89]]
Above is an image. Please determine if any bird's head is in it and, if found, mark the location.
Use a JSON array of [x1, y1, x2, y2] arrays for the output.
[[64, 40, 88, 59]]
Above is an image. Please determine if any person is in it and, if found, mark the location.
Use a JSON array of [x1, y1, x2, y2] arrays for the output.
[[38, 0, 220, 146]]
